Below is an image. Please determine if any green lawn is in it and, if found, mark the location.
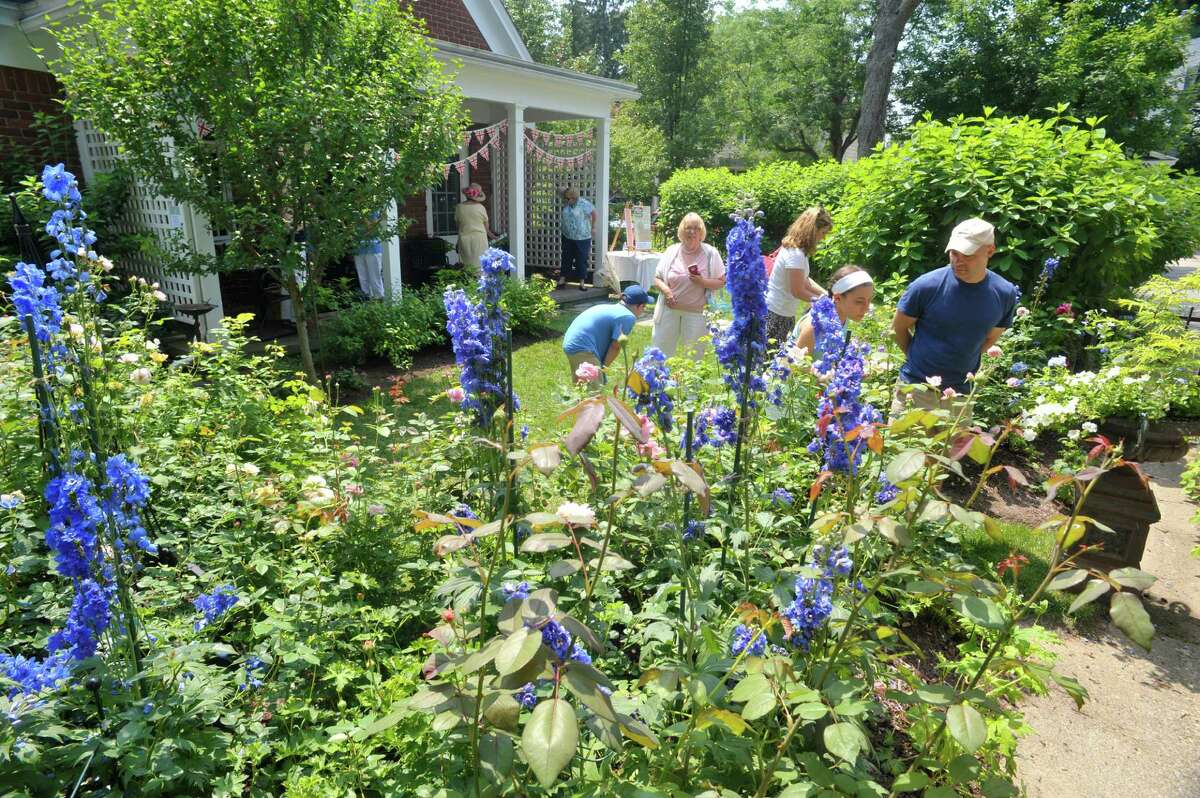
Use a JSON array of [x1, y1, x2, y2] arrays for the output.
[[392, 309, 653, 436], [957, 519, 1098, 625]]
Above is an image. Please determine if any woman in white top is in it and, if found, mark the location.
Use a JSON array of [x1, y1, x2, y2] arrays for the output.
[[651, 212, 726, 359], [765, 207, 832, 350]]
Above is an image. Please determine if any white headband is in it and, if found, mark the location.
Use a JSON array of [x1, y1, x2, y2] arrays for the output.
[[831, 271, 873, 296]]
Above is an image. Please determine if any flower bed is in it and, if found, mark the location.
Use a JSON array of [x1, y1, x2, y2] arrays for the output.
[[0, 168, 1175, 795]]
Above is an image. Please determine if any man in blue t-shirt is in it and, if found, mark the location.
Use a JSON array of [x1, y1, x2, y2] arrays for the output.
[[890, 218, 1018, 415], [563, 286, 653, 382]]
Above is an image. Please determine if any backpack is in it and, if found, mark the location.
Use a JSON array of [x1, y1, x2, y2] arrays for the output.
[[763, 247, 781, 277]]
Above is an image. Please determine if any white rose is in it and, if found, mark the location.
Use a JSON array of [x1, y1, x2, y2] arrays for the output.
[[1067, 429, 1081, 441], [1021, 428, 1038, 442], [145, 339, 160, 351], [130, 368, 153, 385], [1081, 422, 1098, 434], [97, 256, 114, 272], [153, 290, 168, 302], [118, 353, 139, 364], [556, 501, 596, 527], [925, 375, 942, 388]]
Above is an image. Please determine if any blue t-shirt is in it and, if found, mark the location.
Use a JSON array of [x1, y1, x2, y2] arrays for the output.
[[561, 198, 595, 241], [898, 266, 1018, 392], [563, 303, 635, 361]]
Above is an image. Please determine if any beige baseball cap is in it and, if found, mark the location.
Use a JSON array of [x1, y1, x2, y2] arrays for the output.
[[945, 218, 995, 255]]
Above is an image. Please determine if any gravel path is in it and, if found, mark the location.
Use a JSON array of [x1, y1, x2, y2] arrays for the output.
[[1015, 455, 1200, 797]]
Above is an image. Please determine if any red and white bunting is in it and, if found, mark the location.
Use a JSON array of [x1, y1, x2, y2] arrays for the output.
[[443, 164, 451, 179], [468, 153, 479, 169], [454, 161, 466, 175], [480, 145, 490, 161]]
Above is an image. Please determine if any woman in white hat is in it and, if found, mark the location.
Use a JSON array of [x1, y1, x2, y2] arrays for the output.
[[793, 265, 875, 357], [455, 183, 491, 269]]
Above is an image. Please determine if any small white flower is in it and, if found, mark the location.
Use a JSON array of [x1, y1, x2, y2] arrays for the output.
[[97, 256, 114, 272], [1047, 356, 1068, 368], [145, 339, 160, 351], [1067, 429, 1081, 441], [1021, 428, 1037, 442], [1082, 422, 1098, 434], [1016, 306, 1030, 318], [153, 290, 168, 302], [302, 474, 328, 490], [77, 246, 88, 258], [556, 501, 596, 527], [118, 353, 140, 364], [69, 323, 84, 339], [925, 375, 942, 388], [1105, 366, 1121, 378], [130, 368, 153, 385], [226, 462, 260, 477], [151, 281, 160, 290], [942, 387, 959, 399], [1122, 377, 1136, 386]]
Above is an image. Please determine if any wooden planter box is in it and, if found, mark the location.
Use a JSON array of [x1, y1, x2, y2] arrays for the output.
[[1099, 416, 1193, 463], [1076, 464, 1161, 571]]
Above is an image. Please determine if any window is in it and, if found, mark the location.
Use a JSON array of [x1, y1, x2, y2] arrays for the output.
[[429, 164, 467, 237]]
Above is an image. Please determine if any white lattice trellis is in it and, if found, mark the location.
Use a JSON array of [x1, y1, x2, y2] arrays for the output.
[[73, 120, 222, 328], [522, 126, 597, 276]]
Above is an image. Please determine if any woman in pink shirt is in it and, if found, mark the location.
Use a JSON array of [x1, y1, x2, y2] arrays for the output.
[[651, 212, 726, 359]]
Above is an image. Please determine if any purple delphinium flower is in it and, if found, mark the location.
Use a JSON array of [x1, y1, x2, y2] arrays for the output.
[[874, 476, 900, 505], [711, 216, 768, 403], [1041, 257, 1060, 281], [682, 406, 738, 450], [730, 624, 767, 657], [515, 682, 537, 710], [502, 581, 531, 601], [102, 454, 156, 555], [239, 656, 266, 691], [569, 641, 592, 664], [781, 545, 853, 650], [0, 651, 73, 700], [193, 585, 239, 631], [771, 488, 794, 506], [537, 619, 572, 660], [443, 249, 520, 427], [682, 519, 705, 540], [808, 297, 880, 474], [628, 347, 675, 433]]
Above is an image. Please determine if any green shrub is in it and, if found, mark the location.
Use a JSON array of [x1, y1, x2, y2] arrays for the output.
[[657, 167, 740, 245], [501, 273, 559, 334], [320, 290, 445, 370], [740, 160, 849, 243], [820, 112, 1200, 305]]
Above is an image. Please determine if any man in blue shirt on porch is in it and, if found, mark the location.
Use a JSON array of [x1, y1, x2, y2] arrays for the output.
[[563, 285, 652, 382], [890, 217, 1019, 416]]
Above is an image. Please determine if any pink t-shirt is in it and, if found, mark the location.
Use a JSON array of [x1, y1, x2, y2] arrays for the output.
[[657, 243, 726, 312]]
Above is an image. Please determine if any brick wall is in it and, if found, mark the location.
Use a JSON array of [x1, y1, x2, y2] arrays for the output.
[[0, 65, 82, 181], [406, 0, 490, 50]]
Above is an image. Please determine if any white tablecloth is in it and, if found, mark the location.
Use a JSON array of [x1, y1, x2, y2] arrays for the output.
[[603, 251, 660, 291]]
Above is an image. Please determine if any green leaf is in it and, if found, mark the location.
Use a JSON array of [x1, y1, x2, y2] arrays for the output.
[[1109, 567, 1156, 592], [1047, 569, 1088, 591], [946, 703, 987, 753], [1110, 592, 1154, 651], [521, 533, 571, 552], [741, 690, 777, 721], [924, 786, 958, 798], [951, 595, 1007, 630], [915, 684, 957, 706], [887, 449, 926, 485], [495, 627, 542, 675], [1068, 579, 1110, 614], [891, 772, 929, 793], [730, 673, 769, 702], [823, 722, 865, 762], [482, 692, 522, 732], [521, 698, 578, 787], [948, 753, 981, 783]]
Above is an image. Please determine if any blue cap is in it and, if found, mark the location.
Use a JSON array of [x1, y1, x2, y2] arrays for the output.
[[622, 285, 654, 306]]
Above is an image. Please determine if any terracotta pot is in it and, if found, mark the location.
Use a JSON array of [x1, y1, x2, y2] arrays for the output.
[[1099, 416, 1190, 463], [1076, 463, 1161, 571]]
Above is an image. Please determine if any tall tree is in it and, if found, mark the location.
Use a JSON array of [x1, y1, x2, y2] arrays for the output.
[[855, 0, 922, 156], [711, 0, 871, 162], [566, 0, 630, 77], [896, 0, 1192, 154], [505, 0, 572, 64], [53, 0, 466, 382], [621, 0, 721, 167]]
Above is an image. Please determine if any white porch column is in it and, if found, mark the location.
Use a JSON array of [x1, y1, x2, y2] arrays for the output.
[[593, 116, 612, 282], [505, 103, 526, 280], [381, 198, 403, 299]]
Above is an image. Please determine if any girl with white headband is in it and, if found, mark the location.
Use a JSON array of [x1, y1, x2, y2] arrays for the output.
[[793, 265, 875, 356]]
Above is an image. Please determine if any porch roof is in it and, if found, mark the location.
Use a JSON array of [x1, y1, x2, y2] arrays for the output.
[[434, 41, 638, 122]]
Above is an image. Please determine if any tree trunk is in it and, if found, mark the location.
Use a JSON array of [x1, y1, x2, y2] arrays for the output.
[[855, 0, 920, 157], [285, 270, 318, 383]]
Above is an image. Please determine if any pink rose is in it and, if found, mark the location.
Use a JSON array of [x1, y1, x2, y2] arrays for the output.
[[942, 387, 959, 399], [1055, 302, 1073, 317], [637, 439, 666, 459], [447, 386, 466, 403], [986, 345, 1002, 359], [575, 362, 601, 382]]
